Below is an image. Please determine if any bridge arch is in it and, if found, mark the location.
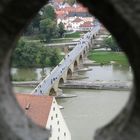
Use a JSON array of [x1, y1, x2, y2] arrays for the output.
[[79, 54, 83, 64], [86, 45, 89, 51], [58, 77, 64, 86], [83, 49, 86, 56], [49, 88, 57, 96], [93, 34, 96, 39], [83, 50, 86, 54], [74, 60, 78, 70], [67, 68, 73, 79]]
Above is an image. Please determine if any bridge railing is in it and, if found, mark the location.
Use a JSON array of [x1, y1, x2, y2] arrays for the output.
[[32, 25, 100, 95]]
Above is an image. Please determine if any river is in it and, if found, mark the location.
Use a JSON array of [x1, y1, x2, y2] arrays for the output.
[[11, 64, 133, 140]]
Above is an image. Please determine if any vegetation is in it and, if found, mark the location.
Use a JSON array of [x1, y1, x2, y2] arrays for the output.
[[64, 32, 81, 38], [41, 5, 56, 20], [65, 0, 76, 5], [40, 18, 57, 42], [12, 4, 67, 69], [88, 35, 128, 65], [51, 38, 73, 43], [23, 5, 66, 42], [58, 22, 66, 38], [102, 36, 121, 52], [12, 38, 62, 68], [88, 51, 129, 66]]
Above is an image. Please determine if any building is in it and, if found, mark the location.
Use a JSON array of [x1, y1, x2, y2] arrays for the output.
[[79, 21, 94, 31], [54, 1, 95, 31], [16, 94, 71, 140]]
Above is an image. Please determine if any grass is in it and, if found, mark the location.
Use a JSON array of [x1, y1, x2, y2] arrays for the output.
[[64, 32, 81, 38], [50, 38, 73, 43], [88, 50, 129, 66], [22, 36, 75, 44]]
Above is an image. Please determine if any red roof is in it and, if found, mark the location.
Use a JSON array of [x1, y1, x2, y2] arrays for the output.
[[80, 21, 93, 28], [73, 17, 83, 22], [56, 4, 88, 14], [16, 94, 53, 127]]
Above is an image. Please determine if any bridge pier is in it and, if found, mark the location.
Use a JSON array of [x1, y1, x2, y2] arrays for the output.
[[63, 47, 69, 55]]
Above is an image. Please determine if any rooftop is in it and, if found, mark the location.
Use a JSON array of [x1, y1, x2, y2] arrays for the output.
[[80, 21, 93, 27], [16, 94, 53, 127], [73, 17, 83, 22]]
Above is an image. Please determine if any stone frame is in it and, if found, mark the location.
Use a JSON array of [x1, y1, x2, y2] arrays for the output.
[[0, 0, 140, 140]]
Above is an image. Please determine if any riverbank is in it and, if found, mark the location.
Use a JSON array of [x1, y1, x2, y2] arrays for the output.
[[88, 50, 129, 66], [60, 80, 131, 91], [12, 80, 131, 91]]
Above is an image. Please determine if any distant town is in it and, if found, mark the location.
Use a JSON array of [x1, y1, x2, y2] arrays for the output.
[[50, 0, 97, 31]]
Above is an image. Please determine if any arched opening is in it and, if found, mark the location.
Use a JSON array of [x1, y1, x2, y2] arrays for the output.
[[74, 60, 78, 70], [83, 50, 86, 55], [67, 68, 73, 79], [0, 1, 138, 140], [58, 77, 64, 86], [79, 55, 83, 65], [79, 55, 83, 61], [86, 46, 89, 52], [83, 50, 87, 60], [93, 35, 96, 39], [49, 88, 56, 96]]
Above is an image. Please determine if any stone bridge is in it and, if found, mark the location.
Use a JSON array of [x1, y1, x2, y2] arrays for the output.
[[32, 25, 100, 96]]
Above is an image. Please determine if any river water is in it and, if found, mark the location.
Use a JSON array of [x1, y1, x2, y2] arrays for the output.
[[12, 64, 133, 140]]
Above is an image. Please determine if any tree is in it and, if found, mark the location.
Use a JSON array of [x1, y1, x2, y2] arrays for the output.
[[23, 13, 41, 35], [103, 36, 121, 52], [12, 39, 61, 68], [40, 18, 57, 42], [42, 5, 56, 20], [12, 39, 39, 68], [49, 48, 61, 66], [32, 13, 41, 30], [58, 22, 65, 37]]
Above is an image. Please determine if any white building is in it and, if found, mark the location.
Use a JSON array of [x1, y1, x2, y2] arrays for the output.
[[70, 17, 84, 31], [16, 94, 71, 140]]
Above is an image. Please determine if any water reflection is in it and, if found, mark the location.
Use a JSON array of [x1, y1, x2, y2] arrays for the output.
[[82, 64, 132, 82], [12, 68, 37, 81], [11, 64, 133, 82], [11, 67, 51, 81]]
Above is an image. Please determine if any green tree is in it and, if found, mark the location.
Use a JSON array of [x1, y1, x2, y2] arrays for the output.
[[42, 5, 56, 20], [49, 48, 61, 66], [23, 13, 41, 35], [12, 39, 39, 68], [12, 39, 62, 68], [103, 36, 121, 52], [58, 22, 65, 37], [32, 13, 41, 30], [40, 18, 57, 42]]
